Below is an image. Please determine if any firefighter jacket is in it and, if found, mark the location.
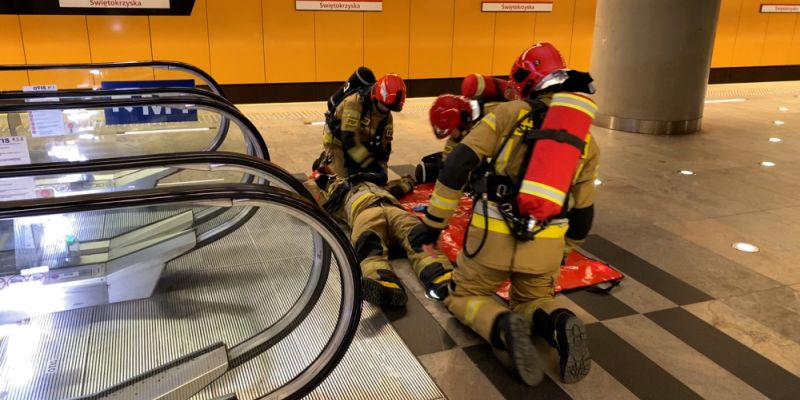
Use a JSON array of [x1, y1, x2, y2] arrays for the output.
[[423, 96, 600, 273], [323, 92, 393, 173]]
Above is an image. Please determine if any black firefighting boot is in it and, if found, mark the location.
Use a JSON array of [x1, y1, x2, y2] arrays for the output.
[[361, 269, 408, 307], [490, 312, 544, 386], [418, 262, 453, 301], [532, 308, 591, 383]]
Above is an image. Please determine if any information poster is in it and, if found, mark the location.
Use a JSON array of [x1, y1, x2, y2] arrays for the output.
[[0, 136, 36, 201], [23, 84, 68, 137]]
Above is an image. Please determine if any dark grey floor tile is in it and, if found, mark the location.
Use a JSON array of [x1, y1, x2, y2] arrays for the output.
[[583, 235, 713, 305], [565, 289, 638, 321], [383, 288, 457, 357], [646, 307, 800, 400], [462, 343, 571, 400], [585, 322, 703, 400]]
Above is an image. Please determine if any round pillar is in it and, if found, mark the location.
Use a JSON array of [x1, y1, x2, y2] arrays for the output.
[[590, 0, 721, 134]]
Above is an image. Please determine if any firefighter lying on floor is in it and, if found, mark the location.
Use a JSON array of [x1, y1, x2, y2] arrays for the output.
[[304, 170, 453, 307]]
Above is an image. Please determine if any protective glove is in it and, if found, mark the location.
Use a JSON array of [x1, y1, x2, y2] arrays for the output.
[[323, 181, 351, 213], [409, 223, 443, 249]]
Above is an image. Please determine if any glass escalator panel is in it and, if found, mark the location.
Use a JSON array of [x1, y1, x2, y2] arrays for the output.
[[0, 186, 360, 400]]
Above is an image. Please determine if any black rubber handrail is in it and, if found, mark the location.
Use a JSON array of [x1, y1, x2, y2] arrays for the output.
[[0, 95, 269, 159], [0, 184, 362, 400], [0, 151, 311, 246], [0, 60, 225, 97], [0, 87, 234, 153]]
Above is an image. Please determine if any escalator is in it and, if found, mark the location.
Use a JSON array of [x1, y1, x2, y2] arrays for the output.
[[0, 183, 361, 400], [0, 62, 445, 400]]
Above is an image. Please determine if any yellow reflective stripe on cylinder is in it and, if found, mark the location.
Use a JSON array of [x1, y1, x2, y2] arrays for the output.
[[482, 112, 497, 130], [550, 93, 598, 119], [475, 74, 486, 97], [431, 192, 459, 211], [519, 180, 566, 206]]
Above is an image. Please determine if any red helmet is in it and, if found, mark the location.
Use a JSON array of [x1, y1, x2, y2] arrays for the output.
[[372, 73, 407, 112], [509, 42, 566, 98], [429, 94, 472, 139]]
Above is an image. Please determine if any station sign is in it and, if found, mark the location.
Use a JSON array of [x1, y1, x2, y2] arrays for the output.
[[0, 0, 195, 15], [760, 4, 800, 13], [101, 80, 198, 125], [481, 2, 553, 12], [296, 0, 383, 11]]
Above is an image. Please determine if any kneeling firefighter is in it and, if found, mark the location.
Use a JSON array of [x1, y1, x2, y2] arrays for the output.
[[412, 43, 599, 385], [319, 68, 407, 178], [305, 171, 453, 307], [417, 74, 512, 183]]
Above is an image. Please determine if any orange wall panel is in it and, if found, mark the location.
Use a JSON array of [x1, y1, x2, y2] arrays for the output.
[[0, 16, 29, 91], [149, 0, 211, 83], [86, 16, 154, 83], [20, 15, 92, 89], [492, 12, 535, 75], [207, 0, 265, 84], [570, 0, 596, 71], [792, 14, 800, 64], [409, 0, 455, 79], [314, 11, 364, 82], [452, 0, 496, 77], [364, 0, 410, 78], [533, 0, 576, 64], [711, 0, 742, 67], [731, 0, 769, 66], [760, 0, 799, 65], [263, 0, 315, 83]]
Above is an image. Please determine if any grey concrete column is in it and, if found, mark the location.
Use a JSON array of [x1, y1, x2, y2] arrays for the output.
[[590, 0, 721, 134]]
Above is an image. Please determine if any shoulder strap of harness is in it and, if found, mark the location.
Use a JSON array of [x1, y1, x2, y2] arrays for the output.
[[523, 129, 585, 154]]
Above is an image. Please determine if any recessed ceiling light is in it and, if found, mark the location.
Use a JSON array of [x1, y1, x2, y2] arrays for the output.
[[678, 170, 695, 176], [761, 161, 776, 167], [778, 106, 789, 112], [732, 242, 759, 253], [594, 178, 602, 186], [773, 120, 785, 125], [769, 137, 782, 143]]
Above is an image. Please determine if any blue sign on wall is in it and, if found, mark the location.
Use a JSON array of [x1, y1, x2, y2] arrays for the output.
[[101, 80, 199, 125]]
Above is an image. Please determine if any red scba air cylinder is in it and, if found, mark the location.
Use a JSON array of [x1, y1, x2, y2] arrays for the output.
[[517, 92, 596, 221]]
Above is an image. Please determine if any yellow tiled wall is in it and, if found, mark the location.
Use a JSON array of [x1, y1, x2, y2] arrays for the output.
[[0, 0, 798, 90]]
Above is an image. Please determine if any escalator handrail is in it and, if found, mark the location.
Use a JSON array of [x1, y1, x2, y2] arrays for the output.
[[0, 60, 225, 97], [0, 183, 362, 400], [0, 87, 234, 152], [0, 95, 270, 160]]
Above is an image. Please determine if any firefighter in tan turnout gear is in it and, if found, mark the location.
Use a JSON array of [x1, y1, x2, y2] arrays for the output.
[[413, 43, 599, 385], [321, 71, 407, 178], [305, 171, 453, 307]]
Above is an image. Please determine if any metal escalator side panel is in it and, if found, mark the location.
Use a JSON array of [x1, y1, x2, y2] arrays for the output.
[[109, 209, 194, 249], [112, 167, 176, 191], [106, 229, 197, 303], [82, 342, 230, 400]]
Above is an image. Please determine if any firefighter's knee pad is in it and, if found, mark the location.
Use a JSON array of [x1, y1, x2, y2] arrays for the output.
[[354, 230, 384, 262]]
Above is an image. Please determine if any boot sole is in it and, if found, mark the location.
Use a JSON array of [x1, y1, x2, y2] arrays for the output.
[[361, 277, 408, 307], [507, 314, 545, 386], [561, 316, 591, 383]]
